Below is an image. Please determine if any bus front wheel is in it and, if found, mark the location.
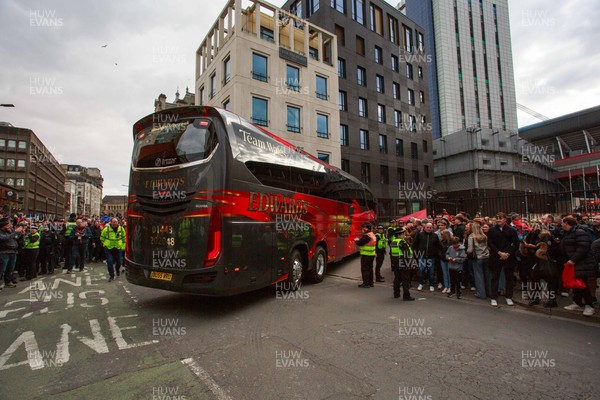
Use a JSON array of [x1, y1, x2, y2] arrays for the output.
[[306, 246, 327, 283], [287, 249, 303, 289]]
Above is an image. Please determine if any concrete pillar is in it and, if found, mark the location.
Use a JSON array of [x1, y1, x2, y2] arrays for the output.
[[274, 8, 279, 46], [255, 3, 260, 38]]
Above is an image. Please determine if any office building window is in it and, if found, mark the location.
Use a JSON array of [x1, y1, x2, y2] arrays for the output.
[[394, 110, 402, 128], [408, 89, 415, 105], [338, 58, 346, 78], [393, 82, 400, 100], [418, 66, 423, 79], [8, 140, 16, 148], [252, 53, 268, 82], [286, 65, 300, 91], [406, 63, 413, 79], [357, 66, 366, 86], [260, 26, 274, 42], [377, 104, 386, 123], [359, 129, 369, 150], [409, 115, 417, 132], [316, 75, 328, 100], [339, 91, 348, 111], [290, 0, 302, 18], [252, 97, 268, 126], [287, 105, 301, 133], [199, 86, 205, 105], [6, 178, 14, 186], [374, 45, 382, 64], [351, 0, 365, 25], [417, 32, 424, 52], [391, 54, 399, 72], [397, 168, 405, 184], [389, 15, 399, 43], [369, 4, 383, 35], [318, 152, 330, 164], [403, 24, 413, 52], [361, 162, 371, 183], [379, 134, 387, 154], [223, 56, 231, 85], [423, 140, 428, 152], [307, 0, 320, 16], [341, 159, 350, 172], [380, 165, 389, 184], [356, 35, 365, 55], [358, 97, 367, 117], [7, 159, 15, 167], [411, 142, 418, 159], [0, 139, 5, 148], [18, 141, 27, 150], [17, 159, 25, 168], [331, 0, 345, 14], [396, 138, 404, 156], [223, 99, 230, 110], [0, 158, 4, 167], [209, 73, 216, 98], [340, 124, 349, 146], [419, 90, 425, 103], [375, 74, 384, 93], [316, 113, 329, 138], [16, 178, 25, 187], [412, 170, 419, 183], [424, 165, 430, 178], [335, 24, 345, 46]]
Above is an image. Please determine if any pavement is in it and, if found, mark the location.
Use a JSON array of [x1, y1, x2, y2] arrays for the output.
[[328, 254, 600, 324]]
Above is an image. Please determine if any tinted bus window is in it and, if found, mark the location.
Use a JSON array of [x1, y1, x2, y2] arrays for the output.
[[133, 119, 218, 168]]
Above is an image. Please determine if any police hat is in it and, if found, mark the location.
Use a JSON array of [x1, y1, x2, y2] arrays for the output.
[[395, 228, 405, 235], [364, 224, 372, 231], [30, 225, 39, 230], [377, 225, 384, 230], [390, 219, 397, 223]]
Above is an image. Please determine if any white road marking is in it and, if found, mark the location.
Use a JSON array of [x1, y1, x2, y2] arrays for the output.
[[181, 357, 232, 400]]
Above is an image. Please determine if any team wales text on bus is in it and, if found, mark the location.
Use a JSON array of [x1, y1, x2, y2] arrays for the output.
[[124, 106, 376, 296]]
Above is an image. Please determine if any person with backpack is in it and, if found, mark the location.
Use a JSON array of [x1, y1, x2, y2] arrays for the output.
[[389, 228, 415, 301]]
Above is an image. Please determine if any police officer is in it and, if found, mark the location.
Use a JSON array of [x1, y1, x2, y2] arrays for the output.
[[355, 224, 377, 288], [390, 228, 415, 301], [387, 219, 398, 240], [61, 213, 77, 270], [23, 225, 40, 280], [374, 225, 387, 282]]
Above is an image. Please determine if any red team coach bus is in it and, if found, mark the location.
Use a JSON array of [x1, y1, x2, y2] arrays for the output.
[[124, 106, 376, 295]]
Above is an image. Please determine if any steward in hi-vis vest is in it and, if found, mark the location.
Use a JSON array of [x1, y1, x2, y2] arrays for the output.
[[355, 224, 377, 288], [374, 225, 387, 282], [23, 225, 40, 280], [389, 228, 415, 301], [61, 213, 77, 271], [101, 218, 126, 282]]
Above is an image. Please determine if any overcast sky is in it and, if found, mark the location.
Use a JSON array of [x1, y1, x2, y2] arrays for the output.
[[0, 0, 598, 196]]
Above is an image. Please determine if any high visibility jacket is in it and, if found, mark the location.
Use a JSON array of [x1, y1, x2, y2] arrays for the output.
[[359, 232, 377, 256], [64, 221, 76, 237], [375, 232, 387, 250], [100, 225, 126, 250], [24, 232, 40, 250], [390, 237, 412, 258]]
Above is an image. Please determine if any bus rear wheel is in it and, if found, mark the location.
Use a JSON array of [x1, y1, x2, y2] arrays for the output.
[[306, 246, 327, 283], [286, 249, 303, 290]]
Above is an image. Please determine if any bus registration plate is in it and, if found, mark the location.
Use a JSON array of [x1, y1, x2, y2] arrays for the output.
[[151, 271, 173, 281]]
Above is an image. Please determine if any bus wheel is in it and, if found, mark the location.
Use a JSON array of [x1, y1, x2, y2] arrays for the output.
[[307, 246, 327, 283], [287, 249, 303, 289]]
